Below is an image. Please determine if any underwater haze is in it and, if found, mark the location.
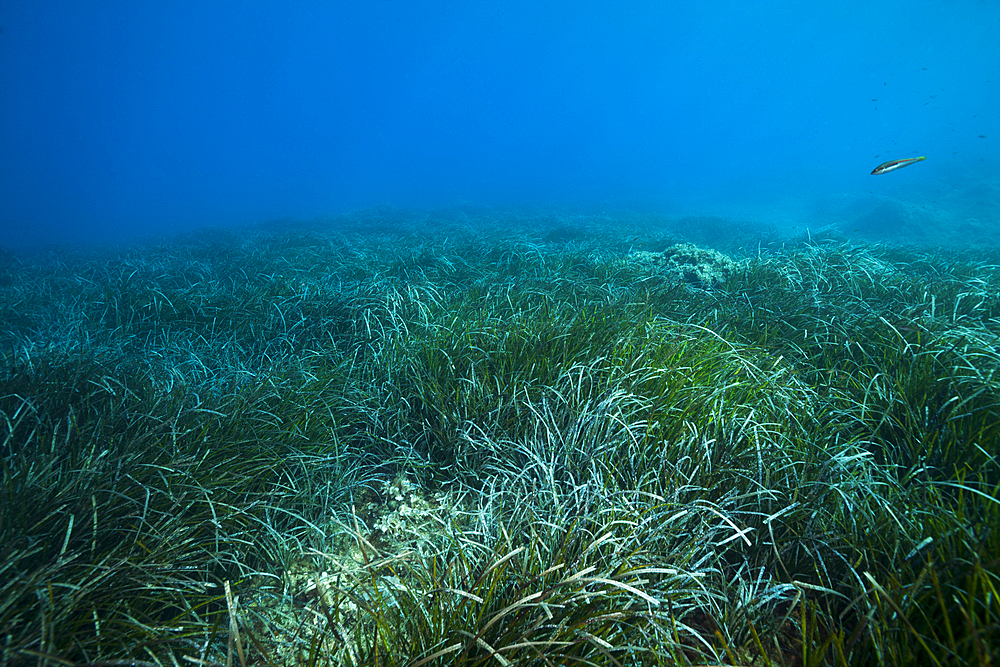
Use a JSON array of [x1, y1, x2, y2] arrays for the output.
[[1, 0, 998, 248]]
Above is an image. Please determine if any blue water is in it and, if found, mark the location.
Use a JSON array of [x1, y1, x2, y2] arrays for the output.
[[1, 1, 997, 249]]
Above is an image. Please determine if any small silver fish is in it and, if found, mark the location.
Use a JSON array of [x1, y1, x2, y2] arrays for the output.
[[871, 156, 926, 175]]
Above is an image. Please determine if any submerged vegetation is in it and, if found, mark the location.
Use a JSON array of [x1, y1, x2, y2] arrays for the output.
[[2, 207, 999, 665]]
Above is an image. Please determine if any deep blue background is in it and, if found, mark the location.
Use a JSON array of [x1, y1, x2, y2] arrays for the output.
[[1, 1, 997, 247]]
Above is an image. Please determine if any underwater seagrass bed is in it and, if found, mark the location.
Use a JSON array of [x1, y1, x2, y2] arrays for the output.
[[2, 207, 999, 666]]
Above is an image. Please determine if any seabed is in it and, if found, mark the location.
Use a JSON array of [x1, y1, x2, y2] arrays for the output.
[[2, 207, 998, 666]]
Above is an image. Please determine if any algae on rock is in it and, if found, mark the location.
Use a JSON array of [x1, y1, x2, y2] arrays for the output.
[[629, 242, 736, 287]]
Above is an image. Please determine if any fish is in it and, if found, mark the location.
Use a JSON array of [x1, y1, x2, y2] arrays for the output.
[[871, 156, 926, 175]]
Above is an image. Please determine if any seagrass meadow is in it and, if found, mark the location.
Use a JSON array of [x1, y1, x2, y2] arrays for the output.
[[2, 207, 999, 666]]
